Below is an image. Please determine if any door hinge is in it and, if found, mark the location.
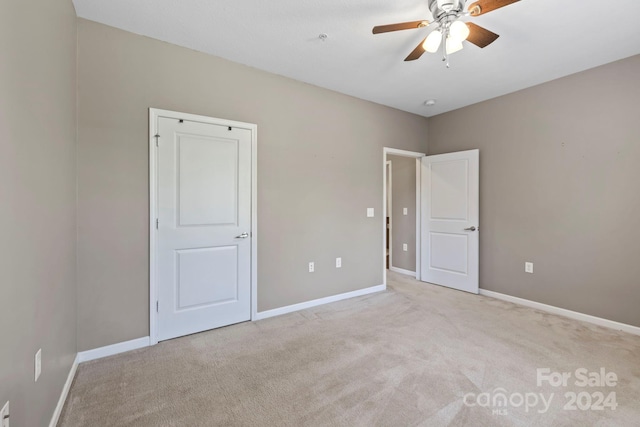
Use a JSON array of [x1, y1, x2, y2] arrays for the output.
[[156, 301, 159, 312], [155, 218, 159, 229], [154, 134, 160, 146]]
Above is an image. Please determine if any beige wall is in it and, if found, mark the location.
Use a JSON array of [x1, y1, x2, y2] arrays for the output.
[[388, 155, 416, 272], [76, 19, 429, 351], [0, 0, 77, 425], [428, 55, 640, 327]]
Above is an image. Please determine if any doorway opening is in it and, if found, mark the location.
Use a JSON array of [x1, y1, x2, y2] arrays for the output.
[[384, 147, 480, 294], [383, 148, 425, 286]]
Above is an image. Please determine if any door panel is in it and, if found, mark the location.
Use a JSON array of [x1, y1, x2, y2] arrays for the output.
[[421, 150, 479, 294], [176, 247, 238, 310], [157, 117, 251, 341], [429, 232, 469, 274], [178, 135, 239, 226], [430, 160, 469, 220]]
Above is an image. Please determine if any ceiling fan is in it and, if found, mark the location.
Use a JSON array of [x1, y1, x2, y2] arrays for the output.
[[373, 0, 520, 65]]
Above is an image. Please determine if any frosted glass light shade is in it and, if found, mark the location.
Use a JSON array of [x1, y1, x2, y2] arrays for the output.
[[449, 20, 470, 42], [423, 30, 442, 53], [446, 37, 464, 54]]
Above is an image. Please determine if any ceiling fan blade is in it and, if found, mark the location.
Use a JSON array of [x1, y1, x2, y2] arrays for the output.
[[466, 22, 499, 48], [404, 37, 427, 61], [468, 0, 519, 16], [373, 20, 429, 34]]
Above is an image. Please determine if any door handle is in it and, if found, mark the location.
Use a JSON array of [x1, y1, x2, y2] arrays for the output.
[[464, 226, 477, 232], [235, 232, 249, 239]]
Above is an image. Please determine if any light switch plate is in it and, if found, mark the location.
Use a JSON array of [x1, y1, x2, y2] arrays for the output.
[[525, 262, 534, 274], [336, 257, 342, 268], [403, 208, 408, 215], [367, 208, 374, 217], [403, 244, 408, 252]]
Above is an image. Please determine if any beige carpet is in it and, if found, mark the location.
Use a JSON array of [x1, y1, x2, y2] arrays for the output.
[[59, 272, 640, 426]]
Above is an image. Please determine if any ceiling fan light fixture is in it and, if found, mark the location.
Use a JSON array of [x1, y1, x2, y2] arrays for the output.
[[449, 20, 470, 42], [423, 30, 443, 53], [445, 36, 464, 54], [373, 0, 520, 64]]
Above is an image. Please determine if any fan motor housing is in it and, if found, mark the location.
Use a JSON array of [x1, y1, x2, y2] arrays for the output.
[[428, 0, 467, 19]]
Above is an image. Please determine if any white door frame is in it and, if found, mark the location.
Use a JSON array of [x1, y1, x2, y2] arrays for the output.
[[386, 160, 392, 270], [149, 108, 258, 346], [383, 147, 425, 285]]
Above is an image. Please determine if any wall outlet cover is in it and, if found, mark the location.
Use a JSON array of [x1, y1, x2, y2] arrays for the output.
[[336, 257, 342, 268], [367, 208, 375, 217], [403, 244, 408, 252], [308, 262, 315, 273], [403, 208, 408, 215]]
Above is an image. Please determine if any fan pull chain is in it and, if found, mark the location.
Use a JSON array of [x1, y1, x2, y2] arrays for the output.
[[442, 26, 450, 68]]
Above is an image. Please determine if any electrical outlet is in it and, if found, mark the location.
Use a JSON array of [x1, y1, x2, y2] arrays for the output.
[[308, 262, 315, 273], [336, 257, 342, 268], [35, 349, 42, 382], [403, 208, 408, 215], [525, 262, 534, 274], [403, 244, 408, 252], [367, 208, 374, 217], [1, 401, 9, 427]]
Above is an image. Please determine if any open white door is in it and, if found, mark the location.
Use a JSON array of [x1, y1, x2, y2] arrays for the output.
[[420, 149, 479, 294]]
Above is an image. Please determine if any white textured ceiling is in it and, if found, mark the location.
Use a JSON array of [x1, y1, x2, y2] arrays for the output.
[[72, 0, 640, 117]]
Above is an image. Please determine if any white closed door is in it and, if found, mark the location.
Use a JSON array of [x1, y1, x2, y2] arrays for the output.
[[156, 117, 251, 341], [420, 149, 479, 294]]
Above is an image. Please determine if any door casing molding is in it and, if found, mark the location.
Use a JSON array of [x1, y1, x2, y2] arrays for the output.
[[149, 108, 258, 345], [386, 161, 392, 270]]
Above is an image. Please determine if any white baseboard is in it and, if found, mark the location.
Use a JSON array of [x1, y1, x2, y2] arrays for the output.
[[479, 289, 640, 337], [254, 284, 386, 320], [77, 336, 151, 363], [389, 266, 417, 277], [49, 353, 79, 427]]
